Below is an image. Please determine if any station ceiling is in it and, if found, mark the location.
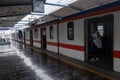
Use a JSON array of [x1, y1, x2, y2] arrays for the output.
[[0, 0, 117, 28], [0, 0, 32, 28]]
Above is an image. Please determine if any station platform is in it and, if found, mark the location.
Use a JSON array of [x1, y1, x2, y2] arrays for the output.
[[0, 42, 120, 80]]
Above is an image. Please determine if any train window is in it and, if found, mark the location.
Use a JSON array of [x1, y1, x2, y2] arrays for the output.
[[34, 29, 38, 38], [97, 25, 104, 36], [67, 22, 74, 40], [50, 26, 54, 39]]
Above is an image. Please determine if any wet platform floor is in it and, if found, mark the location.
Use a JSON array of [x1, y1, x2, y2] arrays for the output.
[[0, 43, 109, 80]]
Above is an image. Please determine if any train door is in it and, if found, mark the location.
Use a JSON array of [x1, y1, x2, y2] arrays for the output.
[[18, 30, 22, 42], [85, 15, 113, 70], [23, 31, 26, 44], [41, 28, 47, 49], [30, 30, 33, 46]]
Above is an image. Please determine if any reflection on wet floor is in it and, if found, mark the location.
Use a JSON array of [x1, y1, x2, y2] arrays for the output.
[[0, 42, 108, 80]]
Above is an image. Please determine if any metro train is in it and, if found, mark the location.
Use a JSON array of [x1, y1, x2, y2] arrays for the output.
[[12, 1, 120, 72]]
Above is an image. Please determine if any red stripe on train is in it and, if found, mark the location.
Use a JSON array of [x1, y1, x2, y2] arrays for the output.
[[33, 40, 41, 43], [26, 39, 30, 41], [47, 42, 58, 46], [47, 42, 84, 51], [59, 43, 84, 51], [114, 50, 120, 58]]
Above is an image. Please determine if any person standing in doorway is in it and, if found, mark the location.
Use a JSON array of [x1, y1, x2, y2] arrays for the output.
[[90, 26, 102, 61]]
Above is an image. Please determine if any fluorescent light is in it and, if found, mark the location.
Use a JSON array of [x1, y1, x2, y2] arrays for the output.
[[18, 21, 29, 24]]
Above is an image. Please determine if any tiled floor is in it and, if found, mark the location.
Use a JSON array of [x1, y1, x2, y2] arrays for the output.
[[0, 43, 108, 80]]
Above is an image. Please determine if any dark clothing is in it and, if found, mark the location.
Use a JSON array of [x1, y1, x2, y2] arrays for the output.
[[92, 43, 101, 59]]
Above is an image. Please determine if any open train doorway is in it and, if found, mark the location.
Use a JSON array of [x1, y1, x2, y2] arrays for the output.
[[30, 30, 33, 46], [23, 31, 26, 44], [85, 15, 114, 70], [18, 30, 22, 42], [41, 28, 46, 49]]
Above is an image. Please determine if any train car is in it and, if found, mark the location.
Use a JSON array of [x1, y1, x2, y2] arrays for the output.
[[21, 1, 120, 72], [32, 28, 41, 48]]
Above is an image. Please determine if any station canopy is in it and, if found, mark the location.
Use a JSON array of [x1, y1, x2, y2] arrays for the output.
[[0, 0, 117, 30]]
